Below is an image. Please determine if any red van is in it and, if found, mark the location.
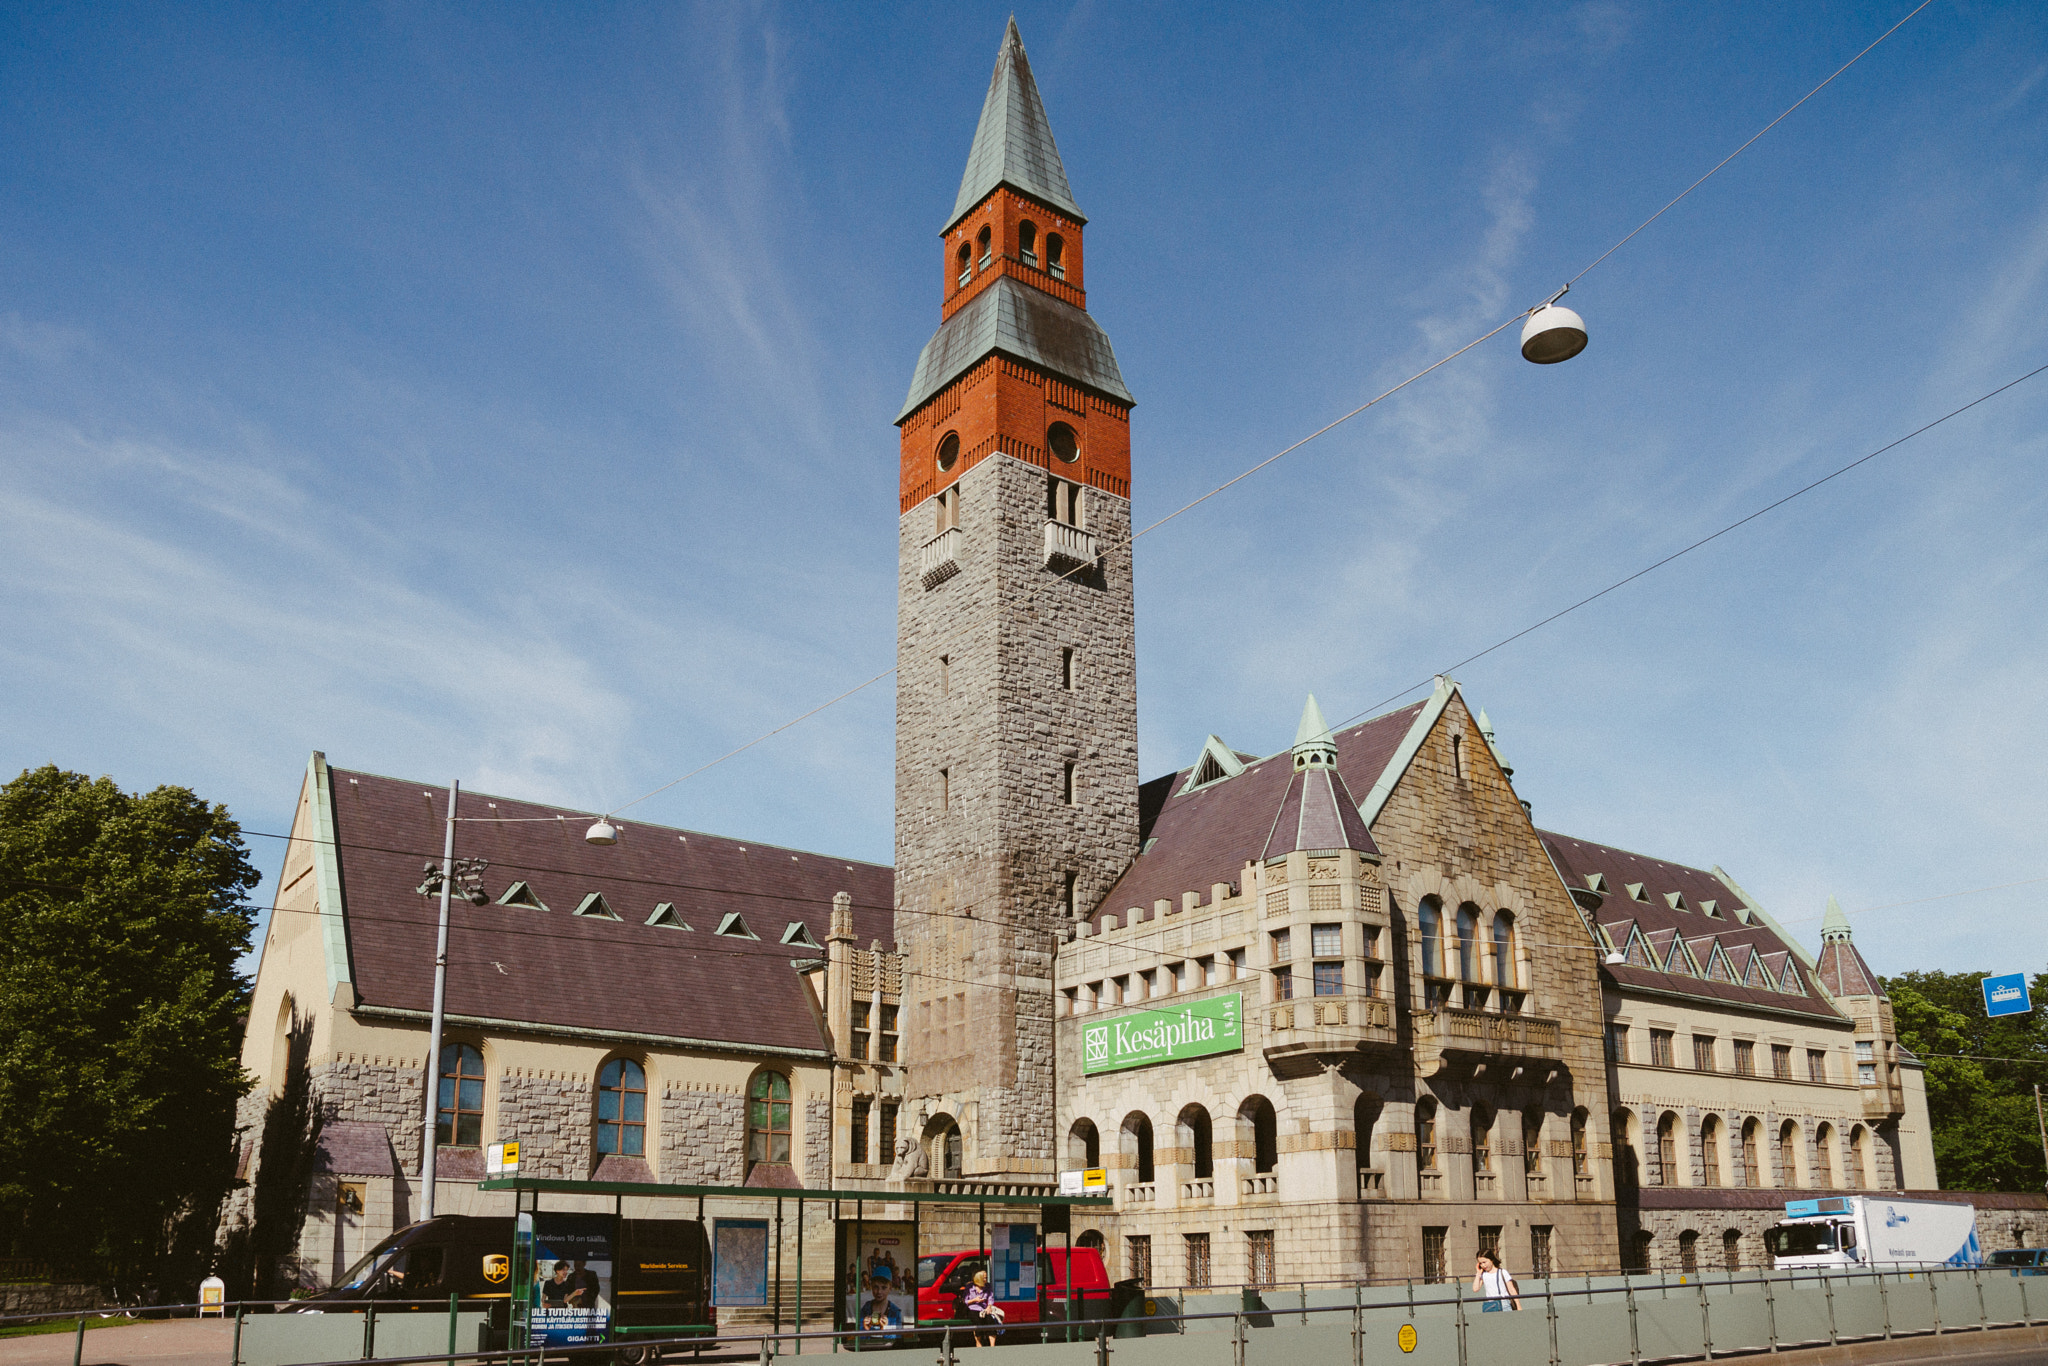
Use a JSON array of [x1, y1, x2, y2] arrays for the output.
[[916, 1247, 1110, 1329]]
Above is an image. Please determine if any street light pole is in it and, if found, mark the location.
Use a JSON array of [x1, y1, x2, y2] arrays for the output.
[[420, 779, 460, 1220]]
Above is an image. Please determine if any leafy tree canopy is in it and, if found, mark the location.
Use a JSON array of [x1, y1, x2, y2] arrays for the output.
[[1885, 969, 2048, 1192], [0, 765, 259, 1289]]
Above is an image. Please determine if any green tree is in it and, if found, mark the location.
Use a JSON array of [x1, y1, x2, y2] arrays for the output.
[[0, 766, 259, 1293], [1886, 970, 2048, 1192]]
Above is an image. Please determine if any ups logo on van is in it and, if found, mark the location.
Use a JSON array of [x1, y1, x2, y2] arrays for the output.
[[483, 1255, 510, 1284]]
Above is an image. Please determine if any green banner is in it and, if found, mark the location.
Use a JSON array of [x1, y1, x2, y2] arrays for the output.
[[1081, 993, 1243, 1074]]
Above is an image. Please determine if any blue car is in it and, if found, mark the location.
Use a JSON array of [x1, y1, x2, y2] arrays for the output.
[[1985, 1249, 2048, 1276]]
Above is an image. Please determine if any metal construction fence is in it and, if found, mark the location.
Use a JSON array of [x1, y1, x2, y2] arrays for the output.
[[6, 1264, 2045, 1366]]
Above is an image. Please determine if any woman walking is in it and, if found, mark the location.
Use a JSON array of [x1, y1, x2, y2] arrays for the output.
[[962, 1269, 1005, 1346], [1473, 1252, 1519, 1312]]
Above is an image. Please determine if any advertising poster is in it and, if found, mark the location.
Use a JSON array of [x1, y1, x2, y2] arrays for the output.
[[838, 1220, 915, 1344], [1082, 992, 1242, 1074], [530, 1212, 614, 1349], [990, 1224, 1038, 1302], [713, 1219, 770, 1307]]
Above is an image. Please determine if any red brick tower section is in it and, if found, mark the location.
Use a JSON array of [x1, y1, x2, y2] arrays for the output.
[[892, 20, 1140, 1184]]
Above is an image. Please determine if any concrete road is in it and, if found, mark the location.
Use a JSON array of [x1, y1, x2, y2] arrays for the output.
[[0, 1320, 231, 1366]]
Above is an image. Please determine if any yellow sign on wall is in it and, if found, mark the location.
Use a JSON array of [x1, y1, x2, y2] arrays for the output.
[[1398, 1323, 1418, 1353], [1082, 1168, 1107, 1190]]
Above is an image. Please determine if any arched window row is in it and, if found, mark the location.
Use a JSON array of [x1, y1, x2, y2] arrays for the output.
[[1078, 1097, 1284, 1187], [1414, 896, 1524, 1012], [952, 220, 1068, 289]]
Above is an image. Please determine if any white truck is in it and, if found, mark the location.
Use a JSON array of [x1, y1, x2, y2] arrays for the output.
[[1765, 1196, 1981, 1270]]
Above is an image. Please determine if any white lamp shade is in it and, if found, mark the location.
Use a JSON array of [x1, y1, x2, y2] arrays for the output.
[[1521, 304, 1588, 364], [585, 819, 619, 846]]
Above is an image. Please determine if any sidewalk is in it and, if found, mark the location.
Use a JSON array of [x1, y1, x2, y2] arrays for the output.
[[0, 1320, 231, 1366]]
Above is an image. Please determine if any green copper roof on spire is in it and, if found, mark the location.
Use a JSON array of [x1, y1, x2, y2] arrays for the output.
[[1292, 694, 1338, 769], [1821, 895, 1852, 941], [947, 18, 1084, 232]]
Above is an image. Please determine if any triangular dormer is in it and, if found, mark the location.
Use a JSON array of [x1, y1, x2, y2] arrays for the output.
[[1779, 961, 1806, 995], [497, 881, 549, 912], [1180, 735, 1247, 793], [646, 902, 692, 930], [1665, 891, 1687, 911], [1621, 925, 1656, 969], [573, 892, 620, 921], [1743, 951, 1770, 989], [1705, 943, 1739, 984], [1664, 937, 1700, 977], [716, 912, 758, 940], [781, 920, 822, 948]]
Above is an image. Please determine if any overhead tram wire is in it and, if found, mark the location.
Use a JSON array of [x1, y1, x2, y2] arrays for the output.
[[445, 2, 1938, 833], [1324, 360, 2048, 737]]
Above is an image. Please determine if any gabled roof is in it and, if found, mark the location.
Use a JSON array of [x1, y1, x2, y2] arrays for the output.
[[898, 274, 1133, 422], [947, 19, 1084, 232], [1545, 828, 1845, 1024], [1091, 701, 1422, 929], [316, 764, 894, 1056]]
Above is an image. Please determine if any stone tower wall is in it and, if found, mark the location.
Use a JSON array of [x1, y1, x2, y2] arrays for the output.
[[895, 453, 1139, 1177]]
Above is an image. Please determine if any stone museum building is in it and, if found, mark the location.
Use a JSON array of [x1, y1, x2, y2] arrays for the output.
[[228, 19, 2007, 1294]]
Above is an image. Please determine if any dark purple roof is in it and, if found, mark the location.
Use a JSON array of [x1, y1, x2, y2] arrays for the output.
[[1541, 831, 1846, 1024], [1260, 764, 1380, 861], [1814, 938, 1884, 999], [317, 1120, 399, 1177], [330, 767, 893, 1055], [1093, 704, 1421, 928]]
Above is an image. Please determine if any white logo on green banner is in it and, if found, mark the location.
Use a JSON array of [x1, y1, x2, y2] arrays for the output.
[[1081, 993, 1243, 1074]]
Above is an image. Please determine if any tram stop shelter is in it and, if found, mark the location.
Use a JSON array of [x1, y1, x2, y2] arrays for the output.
[[479, 1175, 1117, 1353]]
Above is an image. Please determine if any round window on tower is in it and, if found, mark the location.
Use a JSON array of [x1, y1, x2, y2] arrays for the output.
[[1047, 422, 1079, 463], [936, 432, 960, 472]]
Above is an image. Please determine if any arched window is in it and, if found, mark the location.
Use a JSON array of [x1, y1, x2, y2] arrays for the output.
[[1656, 1112, 1680, 1187], [1722, 1229, 1742, 1272], [1700, 1116, 1722, 1188], [1491, 911, 1517, 991], [437, 1043, 485, 1147], [976, 225, 992, 268], [1179, 1105, 1213, 1179], [1740, 1119, 1761, 1187], [747, 1070, 792, 1171], [1455, 904, 1480, 982], [1241, 1096, 1278, 1174], [956, 241, 972, 286], [1046, 233, 1065, 279], [1847, 1126, 1868, 1190], [595, 1057, 646, 1157], [1354, 1094, 1381, 1171], [1122, 1112, 1155, 1184], [1418, 899, 1448, 1006], [1523, 1108, 1545, 1177], [1612, 1108, 1639, 1193], [1471, 1105, 1495, 1176], [1571, 1109, 1590, 1178], [929, 1115, 963, 1179], [1678, 1230, 1699, 1275], [1814, 1124, 1835, 1188], [1416, 1098, 1438, 1171], [1629, 1231, 1653, 1274], [1019, 221, 1038, 267], [1069, 1118, 1100, 1169], [1778, 1121, 1800, 1188]]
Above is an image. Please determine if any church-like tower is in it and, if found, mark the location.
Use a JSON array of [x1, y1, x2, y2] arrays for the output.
[[894, 20, 1139, 1180]]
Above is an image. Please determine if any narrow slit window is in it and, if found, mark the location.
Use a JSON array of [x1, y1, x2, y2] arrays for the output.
[[940, 767, 951, 812], [1063, 762, 1076, 805], [1060, 647, 1074, 690]]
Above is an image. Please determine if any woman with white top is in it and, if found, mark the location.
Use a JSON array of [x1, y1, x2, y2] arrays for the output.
[[1472, 1252, 1519, 1312]]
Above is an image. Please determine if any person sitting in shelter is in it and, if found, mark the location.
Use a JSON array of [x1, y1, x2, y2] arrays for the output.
[[962, 1269, 1004, 1346]]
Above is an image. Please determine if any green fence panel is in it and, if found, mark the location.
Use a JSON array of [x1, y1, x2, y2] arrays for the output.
[[1245, 1323, 1351, 1366], [1633, 1296, 1706, 1359], [1462, 1302, 1553, 1360], [1705, 1291, 1775, 1355], [1552, 1298, 1634, 1366], [1096, 1330, 1237, 1366], [1982, 1272, 2029, 1326], [1769, 1279, 1834, 1347], [1885, 1273, 1937, 1334], [1303, 1288, 1355, 1312], [238, 1311, 492, 1366], [1178, 1293, 1241, 1333]]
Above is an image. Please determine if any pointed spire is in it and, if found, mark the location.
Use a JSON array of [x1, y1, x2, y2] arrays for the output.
[[948, 19, 1084, 231], [1821, 895, 1852, 942], [1477, 708, 1513, 778], [1292, 694, 1338, 771]]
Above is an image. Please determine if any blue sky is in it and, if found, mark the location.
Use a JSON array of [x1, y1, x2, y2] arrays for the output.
[[3, 2, 2046, 980]]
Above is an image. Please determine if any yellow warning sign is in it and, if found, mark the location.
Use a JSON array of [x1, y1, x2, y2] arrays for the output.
[[1398, 1323, 1418, 1353], [502, 1141, 519, 1166], [1082, 1167, 1107, 1190]]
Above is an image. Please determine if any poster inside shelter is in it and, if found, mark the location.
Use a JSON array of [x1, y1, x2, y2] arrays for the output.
[[713, 1219, 769, 1307], [991, 1224, 1038, 1301], [529, 1213, 614, 1348], [838, 1220, 915, 1342]]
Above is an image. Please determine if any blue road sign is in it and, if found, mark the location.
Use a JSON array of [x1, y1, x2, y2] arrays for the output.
[[1983, 973, 2033, 1018]]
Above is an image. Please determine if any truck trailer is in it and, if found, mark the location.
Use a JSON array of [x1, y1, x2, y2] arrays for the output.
[[1765, 1196, 1980, 1270]]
